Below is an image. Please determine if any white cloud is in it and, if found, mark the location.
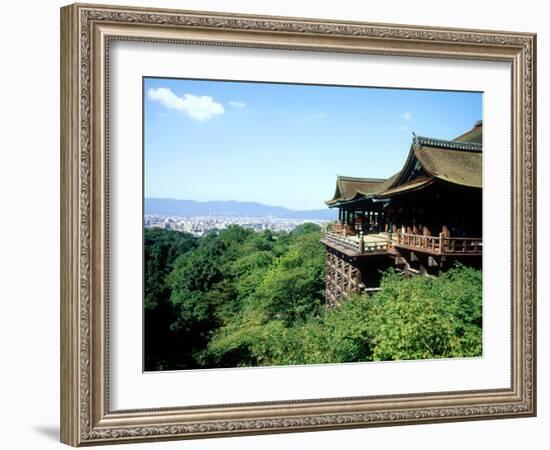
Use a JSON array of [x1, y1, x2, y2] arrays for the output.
[[402, 111, 413, 121], [228, 100, 246, 108], [147, 88, 224, 121]]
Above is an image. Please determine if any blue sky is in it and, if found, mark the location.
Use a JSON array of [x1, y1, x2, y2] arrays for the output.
[[144, 77, 482, 210]]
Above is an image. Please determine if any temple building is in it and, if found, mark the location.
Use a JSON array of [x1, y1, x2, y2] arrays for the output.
[[322, 121, 483, 307]]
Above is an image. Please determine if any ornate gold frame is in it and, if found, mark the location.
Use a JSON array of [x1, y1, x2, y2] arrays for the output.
[[60, 3, 536, 446]]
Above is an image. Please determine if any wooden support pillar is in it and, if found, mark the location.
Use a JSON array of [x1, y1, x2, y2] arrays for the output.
[[347, 262, 352, 294], [343, 211, 347, 236], [438, 232, 444, 254], [340, 258, 345, 296]]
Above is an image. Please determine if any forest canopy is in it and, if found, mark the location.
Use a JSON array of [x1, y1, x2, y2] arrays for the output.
[[144, 225, 482, 371]]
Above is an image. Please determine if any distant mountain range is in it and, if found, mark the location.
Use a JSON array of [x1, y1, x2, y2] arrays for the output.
[[145, 198, 337, 220]]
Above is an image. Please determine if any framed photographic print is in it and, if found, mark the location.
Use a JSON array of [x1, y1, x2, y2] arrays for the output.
[[60, 3, 537, 446]]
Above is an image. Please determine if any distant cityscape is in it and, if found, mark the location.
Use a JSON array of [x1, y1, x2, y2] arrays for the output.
[[145, 214, 330, 236], [144, 198, 335, 236]]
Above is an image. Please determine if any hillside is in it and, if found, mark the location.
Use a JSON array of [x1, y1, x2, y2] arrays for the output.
[[144, 198, 337, 220]]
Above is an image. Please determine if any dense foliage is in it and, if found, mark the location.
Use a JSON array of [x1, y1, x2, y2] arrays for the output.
[[144, 225, 482, 371]]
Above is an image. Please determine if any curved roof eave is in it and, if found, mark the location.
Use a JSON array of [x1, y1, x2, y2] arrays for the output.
[[374, 176, 435, 198], [325, 175, 388, 205], [413, 146, 482, 189]]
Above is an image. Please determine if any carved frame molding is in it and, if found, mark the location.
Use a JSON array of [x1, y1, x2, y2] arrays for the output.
[[61, 3, 536, 446]]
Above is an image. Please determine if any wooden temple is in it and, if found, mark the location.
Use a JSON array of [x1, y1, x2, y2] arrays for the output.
[[322, 121, 483, 307]]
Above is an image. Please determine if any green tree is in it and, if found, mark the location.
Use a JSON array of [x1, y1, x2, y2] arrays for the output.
[[248, 229, 325, 324], [144, 223, 482, 371], [165, 235, 227, 368], [367, 265, 482, 361], [143, 228, 197, 370]]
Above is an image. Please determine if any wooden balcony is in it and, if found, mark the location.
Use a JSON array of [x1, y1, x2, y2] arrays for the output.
[[331, 222, 356, 236], [321, 231, 391, 257], [322, 230, 482, 258], [395, 232, 482, 256]]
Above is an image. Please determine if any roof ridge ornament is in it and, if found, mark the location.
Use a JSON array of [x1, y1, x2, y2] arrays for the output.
[[415, 135, 482, 152], [412, 132, 419, 148], [338, 175, 386, 182]]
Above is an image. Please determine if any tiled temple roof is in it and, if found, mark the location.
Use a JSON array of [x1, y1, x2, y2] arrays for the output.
[[326, 121, 483, 206]]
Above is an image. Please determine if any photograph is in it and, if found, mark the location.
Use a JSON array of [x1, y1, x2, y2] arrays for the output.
[[143, 78, 483, 371]]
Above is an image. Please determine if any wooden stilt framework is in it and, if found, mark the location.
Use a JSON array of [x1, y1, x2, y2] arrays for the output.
[[325, 249, 361, 307]]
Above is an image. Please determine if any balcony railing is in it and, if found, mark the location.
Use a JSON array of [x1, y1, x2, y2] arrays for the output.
[[397, 233, 441, 252], [323, 229, 482, 257], [396, 232, 482, 255], [323, 231, 390, 255], [442, 237, 483, 254]]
